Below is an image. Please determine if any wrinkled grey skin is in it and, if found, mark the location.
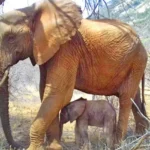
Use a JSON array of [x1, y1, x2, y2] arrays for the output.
[[60, 98, 116, 149], [0, 7, 35, 150]]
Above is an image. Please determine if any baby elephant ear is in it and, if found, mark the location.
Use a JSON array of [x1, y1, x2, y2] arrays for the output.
[[32, 0, 82, 65], [68, 100, 86, 123]]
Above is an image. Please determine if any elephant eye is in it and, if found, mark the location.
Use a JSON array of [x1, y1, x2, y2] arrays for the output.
[[7, 34, 16, 43]]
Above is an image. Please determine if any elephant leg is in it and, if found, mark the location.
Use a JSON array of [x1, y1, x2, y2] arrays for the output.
[[116, 95, 132, 144], [75, 122, 82, 146], [39, 65, 60, 147], [117, 75, 145, 144], [132, 88, 149, 135], [46, 115, 61, 149], [77, 119, 91, 150], [28, 91, 73, 150], [39, 65, 46, 101], [27, 60, 77, 150], [104, 116, 115, 149], [105, 129, 114, 150]]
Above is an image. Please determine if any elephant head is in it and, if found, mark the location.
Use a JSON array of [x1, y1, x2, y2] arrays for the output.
[[0, 0, 82, 148], [59, 98, 86, 138]]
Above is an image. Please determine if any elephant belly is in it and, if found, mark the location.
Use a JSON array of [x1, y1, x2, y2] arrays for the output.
[[75, 60, 132, 96]]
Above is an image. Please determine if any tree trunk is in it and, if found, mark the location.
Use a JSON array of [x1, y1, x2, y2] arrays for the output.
[[0, 73, 20, 149]]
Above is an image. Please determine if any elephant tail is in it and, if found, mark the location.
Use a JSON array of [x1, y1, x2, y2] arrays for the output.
[[141, 74, 147, 117]]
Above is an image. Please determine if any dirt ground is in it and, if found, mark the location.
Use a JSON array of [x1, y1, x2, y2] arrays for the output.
[[0, 94, 150, 150]]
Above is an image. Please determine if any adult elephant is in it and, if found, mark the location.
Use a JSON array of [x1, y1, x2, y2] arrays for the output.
[[0, 0, 148, 149]]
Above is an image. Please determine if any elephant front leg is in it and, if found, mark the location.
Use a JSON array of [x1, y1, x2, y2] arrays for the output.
[[39, 65, 61, 149], [77, 119, 92, 150], [46, 115, 62, 149], [28, 51, 78, 149], [75, 122, 82, 147], [27, 91, 73, 150]]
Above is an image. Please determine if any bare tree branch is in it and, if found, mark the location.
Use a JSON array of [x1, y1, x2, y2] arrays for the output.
[[102, 0, 110, 18], [84, 0, 110, 19], [86, 0, 101, 18]]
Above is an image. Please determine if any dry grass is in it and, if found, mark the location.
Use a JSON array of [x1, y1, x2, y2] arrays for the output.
[[0, 101, 38, 149], [0, 95, 150, 150]]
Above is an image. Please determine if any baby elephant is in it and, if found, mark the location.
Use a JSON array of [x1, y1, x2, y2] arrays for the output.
[[60, 97, 116, 150]]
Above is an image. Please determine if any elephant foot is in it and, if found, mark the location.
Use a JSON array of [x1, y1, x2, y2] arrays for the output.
[[136, 125, 145, 136], [114, 128, 123, 147], [135, 121, 148, 135], [47, 140, 62, 150], [8, 142, 23, 150], [27, 144, 45, 150]]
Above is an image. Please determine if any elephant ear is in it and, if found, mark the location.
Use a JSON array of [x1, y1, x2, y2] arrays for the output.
[[68, 99, 86, 123], [32, 0, 82, 65]]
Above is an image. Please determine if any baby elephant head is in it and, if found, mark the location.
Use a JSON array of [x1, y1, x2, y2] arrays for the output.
[[60, 97, 87, 123], [59, 97, 87, 137]]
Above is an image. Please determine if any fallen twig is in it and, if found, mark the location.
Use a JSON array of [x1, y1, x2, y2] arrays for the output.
[[116, 135, 142, 150], [131, 132, 150, 150], [131, 98, 150, 124], [130, 98, 150, 150]]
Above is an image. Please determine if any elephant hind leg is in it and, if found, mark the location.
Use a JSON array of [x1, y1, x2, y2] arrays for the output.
[[104, 116, 115, 149], [116, 94, 132, 144], [116, 65, 146, 144], [132, 87, 149, 135]]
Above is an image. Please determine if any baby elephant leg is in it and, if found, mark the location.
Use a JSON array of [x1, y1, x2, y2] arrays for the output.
[[104, 115, 116, 150], [77, 119, 92, 150], [75, 123, 82, 146]]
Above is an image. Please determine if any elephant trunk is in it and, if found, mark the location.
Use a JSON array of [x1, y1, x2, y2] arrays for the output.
[[0, 72, 20, 149]]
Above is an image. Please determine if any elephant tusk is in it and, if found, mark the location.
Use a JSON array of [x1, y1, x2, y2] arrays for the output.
[[0, 70, 9, 87]]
